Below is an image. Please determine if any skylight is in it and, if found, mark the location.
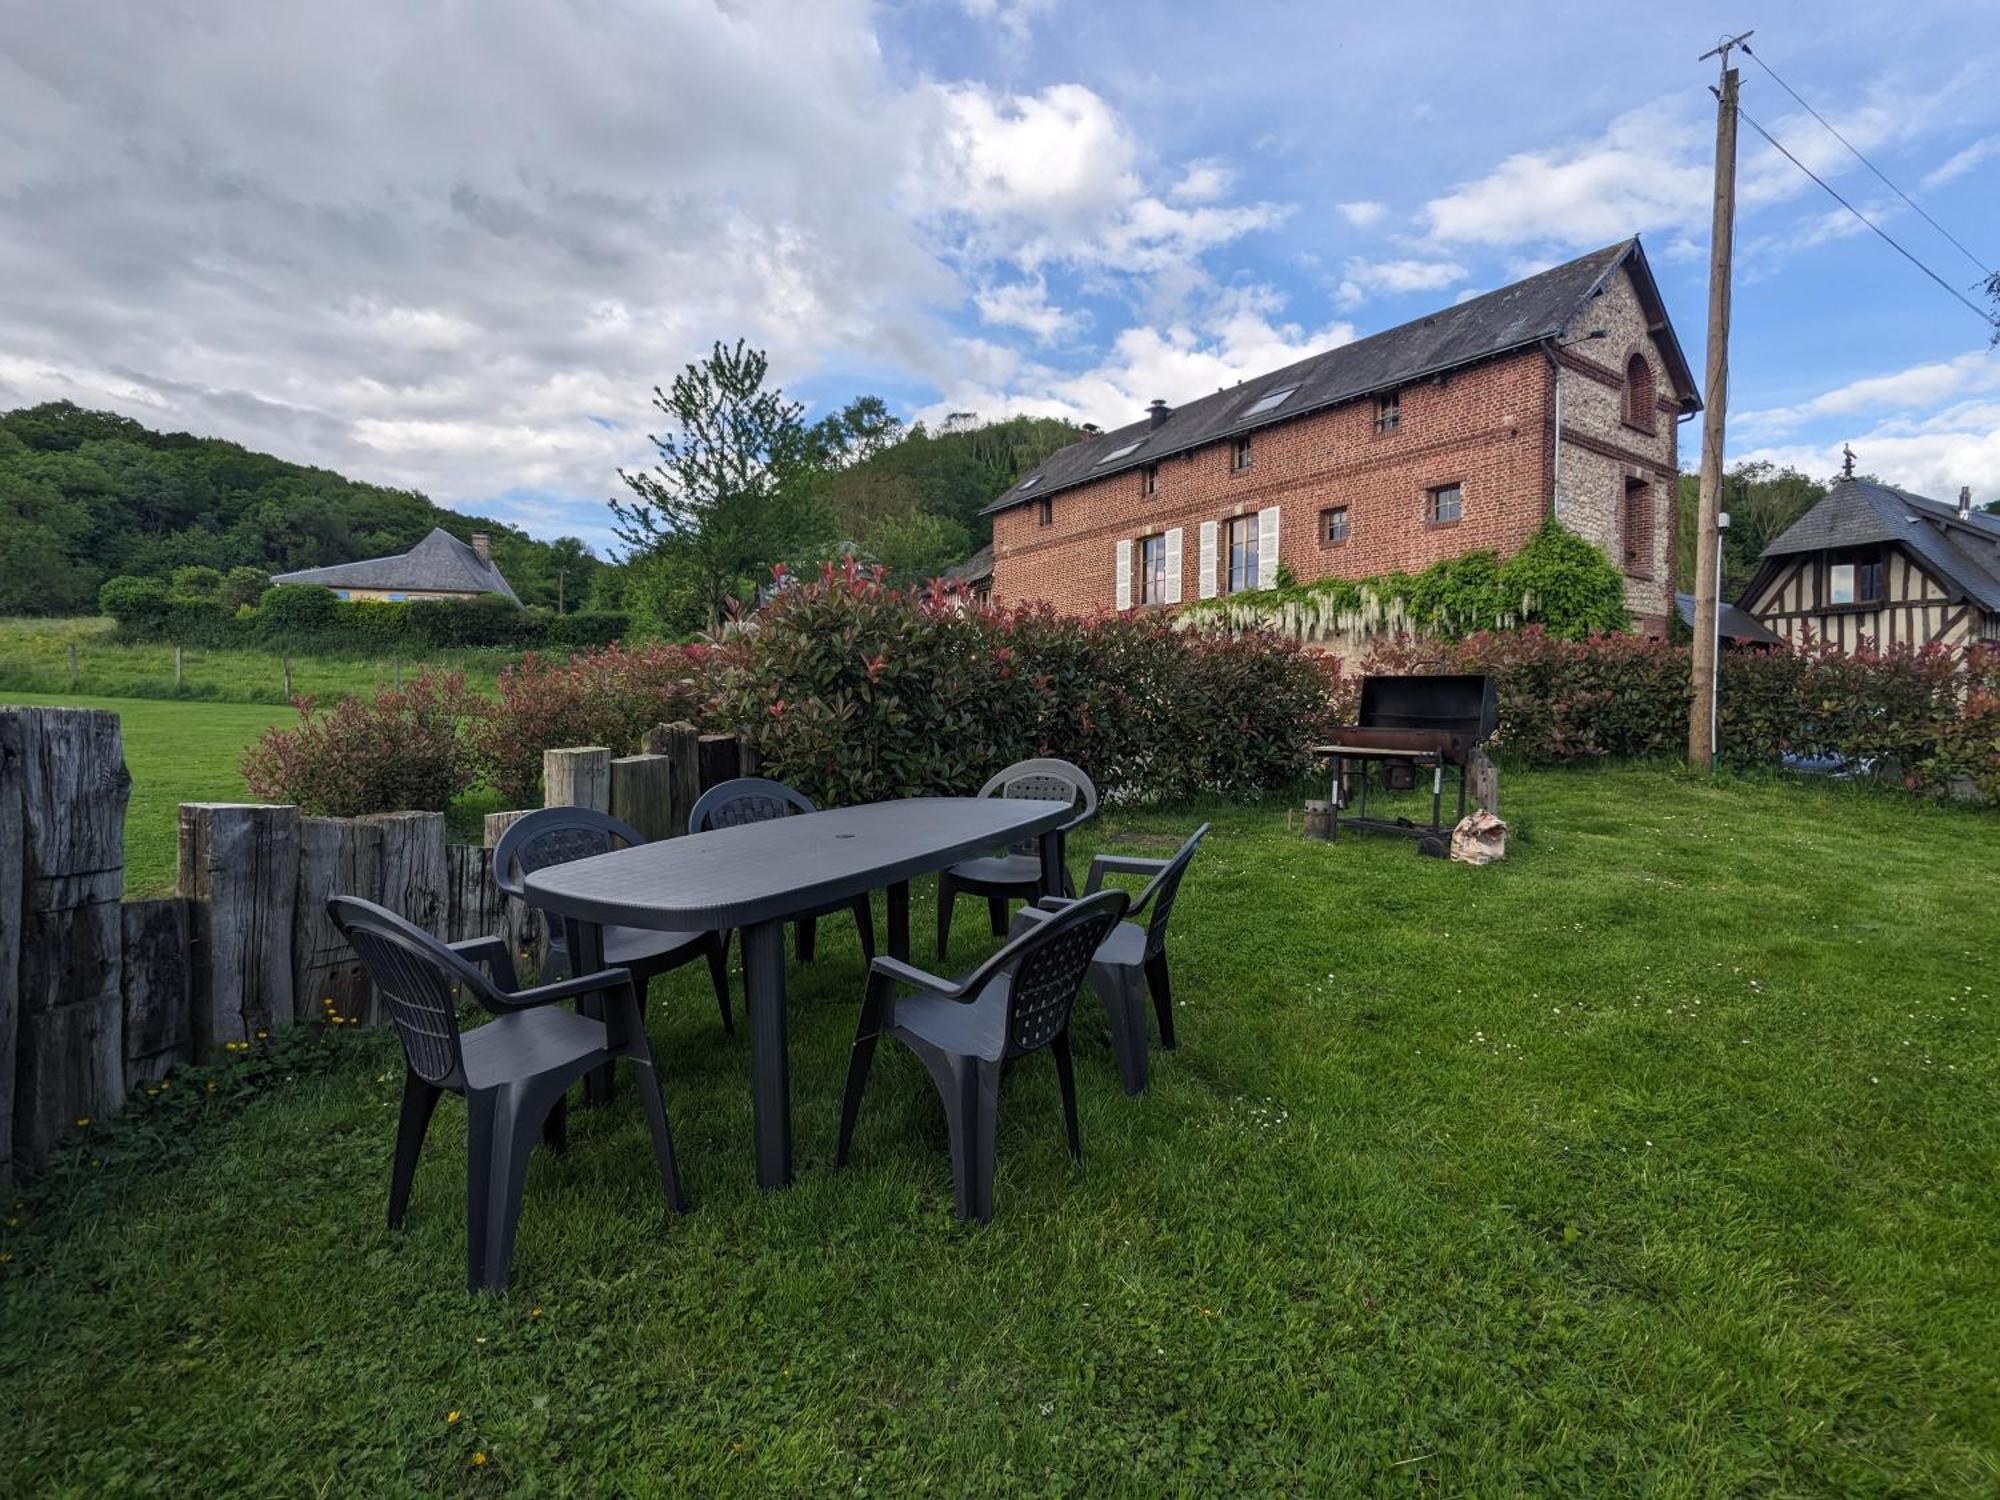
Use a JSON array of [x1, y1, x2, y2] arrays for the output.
[[1239, 384, 1298, 419], [1017, 474, 1044, 491], [1096, 440, 1144, 464]]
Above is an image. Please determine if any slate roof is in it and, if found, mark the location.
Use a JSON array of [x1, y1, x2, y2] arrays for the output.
[[943, 544, 993, 587], [1757, 476, 2000, 615], [1675, 591, 1784, 646], [985, 237, 1697, 516], [271, 527, 518, 601]]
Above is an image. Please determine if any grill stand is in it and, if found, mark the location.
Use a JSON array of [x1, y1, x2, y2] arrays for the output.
[[1321, 748, 1469, 857]]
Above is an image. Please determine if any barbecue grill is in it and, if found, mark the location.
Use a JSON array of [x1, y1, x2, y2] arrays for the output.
[[1310, 673, 1497, 855]]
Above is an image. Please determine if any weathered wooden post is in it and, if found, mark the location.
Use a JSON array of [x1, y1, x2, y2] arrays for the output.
[[364, 811, 447, 935], [446, 844, 508, 946], [482, 808, 542, 967], [543, 747, 611, 812], [10, 709, 132, 1164], [294, 816, 385, 1024], [122, 899, 193, 1087], [696, 733, 740, 793], [180, 802, 299, 1056], [641, 721, 702, 835], [611, 753, 675, 841], [1467, 749, 1500, 817]]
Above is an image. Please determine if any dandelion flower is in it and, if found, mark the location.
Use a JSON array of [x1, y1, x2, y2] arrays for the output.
[[472, 1452, 487, 1467], [447, 1410, 461, 1425], [75, 1116, 91, 1128]]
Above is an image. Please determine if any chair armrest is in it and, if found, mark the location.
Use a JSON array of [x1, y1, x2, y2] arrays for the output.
[[1083, 853, 1168, 895], [869, 954, 963, 998], [449, 935, 519, 993], [1007, 904, 1055, 938], [481, 965, 637, 1014]]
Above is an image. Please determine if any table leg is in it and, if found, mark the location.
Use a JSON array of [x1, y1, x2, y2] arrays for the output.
[[1039, 830, 1062, 899], [741, 918, 792, 1190], [886, 881, 910, 963], [567, 917, 615, 1106]]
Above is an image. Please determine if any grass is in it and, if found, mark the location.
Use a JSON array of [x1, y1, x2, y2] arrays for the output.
[[2, 767, 1996, 1494], [0, 616, 515, 705]]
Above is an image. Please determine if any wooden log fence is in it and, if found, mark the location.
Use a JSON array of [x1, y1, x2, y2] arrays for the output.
[[1, 709, 739, 1181]]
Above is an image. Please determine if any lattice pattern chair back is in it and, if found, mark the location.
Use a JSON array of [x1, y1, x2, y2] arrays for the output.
[[328, 896, 491, 1086], [687, 776, 815, 835], [1002, 890, 1125, 1058], [1138, 823, 1210, 960], [978, 757, 1098, 854]]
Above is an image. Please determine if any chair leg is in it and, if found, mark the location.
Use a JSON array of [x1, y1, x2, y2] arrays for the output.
[[388, 1073, 441, 1229], [1051, 1029, 1082, 1162], [944, 1059, 1002, 1225], [464, 1091, 499, 1291], [851, 895, 876, 961], [541, 1091, 569, 1155], [797, 916, 817, 964], [1144, 953, 1176, 1050], [703, 931, 734, 1036], [483, 1088, 546, 1294], [627, 1057, 689, 1214], [1095, 964, 1149, 1096], [836, 981, 889, 1167], [986, 896, 1009, 938], [936, 872, 956, 962]]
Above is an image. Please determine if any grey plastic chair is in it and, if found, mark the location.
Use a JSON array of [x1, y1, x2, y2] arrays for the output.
[[494, 806, 732, 1034], [1019, 824, 1210, 1096], [936, 757, 1097, 961], [836, 887, 1129, 1223], [687, 777, 875, 965], [327, 895, 688, 1292]]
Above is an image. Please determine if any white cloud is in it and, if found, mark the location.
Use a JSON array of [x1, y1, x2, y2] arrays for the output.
[[972, 278, 1082, 343], [958, 0, 1059, 41], [1335, 256, 1467, 308], [1921, 136, 2000, 190], [1738, 426, 2000, 506], [1736, 352, 2000, 434], [1170, 160, 1234, 203], [1337, 200, 1386, 228]]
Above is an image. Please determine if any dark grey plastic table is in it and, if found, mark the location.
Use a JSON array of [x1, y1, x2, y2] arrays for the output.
[[522, 796, 1071, 1189]]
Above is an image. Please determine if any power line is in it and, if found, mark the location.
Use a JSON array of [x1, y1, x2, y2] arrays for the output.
[[1740, 41, 1992, 278], [1735, 100, 2000, 332]]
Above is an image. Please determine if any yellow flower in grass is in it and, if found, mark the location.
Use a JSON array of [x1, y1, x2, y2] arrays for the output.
[[472, 1452, 487, 1467], [74, 1116, 91, 1128], [0, 1252, 13, 1264], [530, 1307, 542, 1319], [447, 1410, 461, 1425]]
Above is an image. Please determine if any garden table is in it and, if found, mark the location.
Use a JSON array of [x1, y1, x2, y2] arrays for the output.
[[522, 796, 1071, 1190]]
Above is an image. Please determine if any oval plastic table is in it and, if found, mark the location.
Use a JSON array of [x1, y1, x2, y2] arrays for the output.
[[522, 796, 1071, 1189]]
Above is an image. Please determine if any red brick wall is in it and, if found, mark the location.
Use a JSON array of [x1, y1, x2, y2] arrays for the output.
[[992, 350, 1557, 614]]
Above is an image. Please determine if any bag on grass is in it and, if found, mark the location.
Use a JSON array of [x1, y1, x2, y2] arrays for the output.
[[1449, 809, 1507, 865]]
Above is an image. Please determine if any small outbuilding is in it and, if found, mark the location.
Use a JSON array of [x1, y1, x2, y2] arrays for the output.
[[270, 527, 517, 603], [1674, 592, 1783, 648]]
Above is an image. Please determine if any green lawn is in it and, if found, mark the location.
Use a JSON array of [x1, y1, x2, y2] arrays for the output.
[[0, 616, 514, 705], [3, 767, 1996, 1494]]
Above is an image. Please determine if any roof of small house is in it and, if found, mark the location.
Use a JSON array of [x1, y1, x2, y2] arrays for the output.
[[270, 527, 518, 601], [1674, 591, 1784, 646], [1756, 476, 2000, 615], [943, 544, 993, 587], [984, 237, 1697, 515]]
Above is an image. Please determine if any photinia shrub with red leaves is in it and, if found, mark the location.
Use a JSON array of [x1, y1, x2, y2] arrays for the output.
[[240, 672, 487, 816]]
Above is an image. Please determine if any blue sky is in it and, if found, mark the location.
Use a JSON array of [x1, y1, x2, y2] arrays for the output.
[[3, 0, 1996, 553]]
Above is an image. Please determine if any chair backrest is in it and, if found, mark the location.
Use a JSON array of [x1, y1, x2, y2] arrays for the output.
[[978, 758, 1098, 856], [994, 889, 1127, 1059], [492, 806, 646, 901], [328, 895, 496, 1088], [1136, 823, 1210, 960], [687, 776, 816, 836]]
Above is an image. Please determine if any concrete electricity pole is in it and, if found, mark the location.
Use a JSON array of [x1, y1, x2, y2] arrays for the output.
[[1689, 30, 1749, 772]]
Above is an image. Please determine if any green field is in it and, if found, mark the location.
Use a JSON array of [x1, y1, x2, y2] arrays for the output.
[[3, 767, 1995, 1494], [0, 616, 514, 705]]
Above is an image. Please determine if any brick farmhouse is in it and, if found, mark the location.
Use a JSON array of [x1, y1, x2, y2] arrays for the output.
[[983, 239, 1700, 637]]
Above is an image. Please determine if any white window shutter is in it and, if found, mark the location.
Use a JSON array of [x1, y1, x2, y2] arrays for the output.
[[1257, 506, 1280, 589], [1114, 538, 1132, 610], [1162, 528, 1183, 604], [1198, 521, 1219, 599]]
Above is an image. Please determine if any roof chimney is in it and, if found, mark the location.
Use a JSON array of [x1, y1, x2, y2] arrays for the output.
[[1147, 398, 1171, 430], [1960, 485, 1973, 521], [470, 531, 492, 563]]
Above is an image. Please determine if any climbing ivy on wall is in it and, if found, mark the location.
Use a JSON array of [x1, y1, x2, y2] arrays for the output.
[[1176, 519, 1632, 644]]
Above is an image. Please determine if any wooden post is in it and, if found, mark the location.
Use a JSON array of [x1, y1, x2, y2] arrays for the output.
[[180, 802, 299, 1057], [611, 753, 675, 841], [362, 811, 448, 935], [481, 809, 543, 967], [483, 809, 534, 847], [174, 644, 184, 691], [1467, 749, 1500, 817], [282, 653, 292, 699], [543, 746, 611, 812], [294, 816, 385, 1025], [9, 709, 131, 1165], [122, 898, 193, 1087], [641, 721, 702, 835], [1689, 40, 1743, 771], [0, 712, 22, 1184], [696, 733, 740, 793], [447, 844, 508, 945]]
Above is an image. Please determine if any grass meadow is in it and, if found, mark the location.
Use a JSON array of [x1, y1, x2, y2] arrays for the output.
[[2, 767, 1994, 1494]]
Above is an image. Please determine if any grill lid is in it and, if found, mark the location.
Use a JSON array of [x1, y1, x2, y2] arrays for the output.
[[1355, 673, 1497, 741]]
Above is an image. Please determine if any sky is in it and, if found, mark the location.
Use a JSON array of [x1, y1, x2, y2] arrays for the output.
[[2, 0, 1997, 554]]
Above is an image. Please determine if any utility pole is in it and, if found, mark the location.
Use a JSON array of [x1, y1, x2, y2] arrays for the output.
[[1689, 30, 1749, 772]]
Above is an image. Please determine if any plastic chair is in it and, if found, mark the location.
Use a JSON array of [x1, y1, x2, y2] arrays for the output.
[[327, 895, 688, 1291], [1018, 824, 1209, 1095], [935, 757, 1097, 961], [687, 777, 875, 965], [493, 806, 732, 1034], [836, 888, 1129, 1223]]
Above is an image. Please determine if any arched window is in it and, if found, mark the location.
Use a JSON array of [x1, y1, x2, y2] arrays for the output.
[[1625, 354, 1656, 432]]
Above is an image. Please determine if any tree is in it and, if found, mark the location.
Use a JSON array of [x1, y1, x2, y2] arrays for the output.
[[544, 536, 590, 614], [1676, 460, 1825, 600], [611, 341, 830, 627]]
